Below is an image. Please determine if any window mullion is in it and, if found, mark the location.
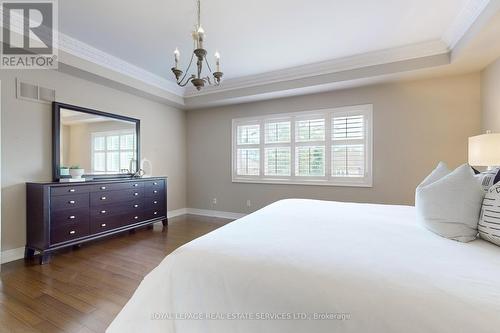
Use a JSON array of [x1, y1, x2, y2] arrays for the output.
[[325, 114, 331, 179], [291, 117, 296, 179], [259, 120, 264, 178]]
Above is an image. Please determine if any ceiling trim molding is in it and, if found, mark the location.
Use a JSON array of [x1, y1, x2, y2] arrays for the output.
[[184, 53, 450, 109], [58, 33, 185, 97], [442, 0, 491, 49], [1, 6, 184, 99], [184, 40, 449, 98], [2, 0, 490, 108]]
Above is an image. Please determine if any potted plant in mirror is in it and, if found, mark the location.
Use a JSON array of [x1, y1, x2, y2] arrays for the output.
[[60, 166, 70, 176], [69, 165, 85, 180]]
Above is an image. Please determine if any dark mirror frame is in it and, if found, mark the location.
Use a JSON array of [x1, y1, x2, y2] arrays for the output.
[[52, 102, 141, 181]]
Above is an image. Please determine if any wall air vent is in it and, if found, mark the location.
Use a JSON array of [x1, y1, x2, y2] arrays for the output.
[[16, 79, 56, 104]]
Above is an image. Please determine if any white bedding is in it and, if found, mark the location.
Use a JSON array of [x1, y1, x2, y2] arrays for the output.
[[107, 199, 500, 333]]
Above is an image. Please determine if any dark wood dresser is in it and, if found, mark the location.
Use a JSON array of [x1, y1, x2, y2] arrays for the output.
[[26, 177, 167, 264]]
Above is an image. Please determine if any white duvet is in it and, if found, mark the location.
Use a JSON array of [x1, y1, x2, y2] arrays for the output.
[[107, 199, 500, 333]]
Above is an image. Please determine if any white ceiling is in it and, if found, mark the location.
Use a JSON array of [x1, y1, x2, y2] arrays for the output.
[[59, 0, 470, 82]]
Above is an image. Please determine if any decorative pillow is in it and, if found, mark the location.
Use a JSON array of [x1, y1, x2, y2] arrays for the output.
[[473, 167, 500, 191], [415, 163, 485, 242], [479, 183, 500, 246]]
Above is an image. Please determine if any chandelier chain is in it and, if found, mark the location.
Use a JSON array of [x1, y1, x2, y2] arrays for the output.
[[197, 0, 201, 28]]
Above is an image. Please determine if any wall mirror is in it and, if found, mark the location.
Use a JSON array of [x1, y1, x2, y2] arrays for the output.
[[53, 102, 140, 181]]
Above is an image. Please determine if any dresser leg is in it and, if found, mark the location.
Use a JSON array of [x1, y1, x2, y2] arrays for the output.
[[24, 247, 35, 260], [39, 252, 52, 265], [129, 229, 136, 234], [72, 244, 82, 250], [162, 219, 168, 227]]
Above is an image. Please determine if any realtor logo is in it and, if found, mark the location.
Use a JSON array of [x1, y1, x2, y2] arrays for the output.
[[0, 0, 58, 69]]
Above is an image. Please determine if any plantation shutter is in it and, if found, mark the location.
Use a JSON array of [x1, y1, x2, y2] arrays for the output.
[[331, 113, 366, 177]]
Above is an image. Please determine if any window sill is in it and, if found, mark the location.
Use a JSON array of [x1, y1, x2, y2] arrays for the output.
[[232, 178, 373, 188]]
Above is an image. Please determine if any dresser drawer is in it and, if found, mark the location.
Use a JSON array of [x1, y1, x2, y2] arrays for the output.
[[51, 185, 91, 196], [144, 180, 164, 190], [90, 181, 144, 192], [91, 201, 143, 218], [50, 222, 90, 245], [144, 187, 164, 198], [51, 208, 89, 229], [145, 197, 165, 209], [90, 189, 144, 206], [144, 209, 166, 220], [90, 216, 123, 234], [91, 211, 144, 232], [51, 193, 89, 212]]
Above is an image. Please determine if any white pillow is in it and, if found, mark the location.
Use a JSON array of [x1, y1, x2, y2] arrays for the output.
[[478, 183, 500, 247], [415, 163, 485, 242]]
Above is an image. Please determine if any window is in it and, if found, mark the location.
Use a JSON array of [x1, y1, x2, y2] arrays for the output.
[[232, 105, 372, 187], [91, 130, 136, 174]]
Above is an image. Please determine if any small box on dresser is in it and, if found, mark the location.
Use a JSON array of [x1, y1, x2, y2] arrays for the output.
[[26, 177, 167, 264]]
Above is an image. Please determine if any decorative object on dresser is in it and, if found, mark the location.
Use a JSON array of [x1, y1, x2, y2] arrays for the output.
[[69, 165, 85, 180], [25, 177, 167, 264]]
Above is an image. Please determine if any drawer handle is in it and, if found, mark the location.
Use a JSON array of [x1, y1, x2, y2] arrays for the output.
[[101, 196, 107, 200], [69, 230, 76, 235], [133, 184, 139, 187], [101, 223, 107, 227], [100, 210, 107, 214], [68, 215, 76, 220], [69, 189, 76, 193], [133, 192, 139, 196], [134, 216, 139, 220], [153, 182, 158, 185], [100, 186, 106, 190], [133, 204, 139, 208], [153, 201, 158, 204], [154, 211, 158, 215], [68, 200, 76, 204], [153, 190, 158, 194]]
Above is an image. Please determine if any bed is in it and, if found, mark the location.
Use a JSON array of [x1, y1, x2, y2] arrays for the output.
[[107, 199, 500, 333]]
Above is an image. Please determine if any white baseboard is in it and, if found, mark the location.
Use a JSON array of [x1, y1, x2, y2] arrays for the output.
[[186, 208, 246, 220], [1, 247, 25, 264], [167, 208, 188, 218], [1, 208, 245, 264]]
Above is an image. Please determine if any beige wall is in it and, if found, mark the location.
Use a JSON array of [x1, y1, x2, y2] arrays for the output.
[[0, 69, 187, 252], [481, 58, 500, 132], [187, 73, 482, 213]]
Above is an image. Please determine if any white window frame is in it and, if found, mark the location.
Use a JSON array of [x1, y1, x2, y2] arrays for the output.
[[90, 130, 136, 174], [231, 104, 373, 187]]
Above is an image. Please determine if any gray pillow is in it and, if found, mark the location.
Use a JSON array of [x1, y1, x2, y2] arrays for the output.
[[416, 163, 484, 242]]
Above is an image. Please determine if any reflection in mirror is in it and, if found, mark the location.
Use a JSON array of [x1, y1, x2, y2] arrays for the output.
[[60, 108, 137, 175]]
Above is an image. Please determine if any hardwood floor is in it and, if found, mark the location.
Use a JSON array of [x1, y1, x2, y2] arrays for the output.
[[0, 215, 231, 333]]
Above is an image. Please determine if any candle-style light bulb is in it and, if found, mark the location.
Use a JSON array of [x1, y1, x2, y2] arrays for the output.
[[196, 25, 205, 49], [174, 48, 180, 68], [215, 51, 221, 72]]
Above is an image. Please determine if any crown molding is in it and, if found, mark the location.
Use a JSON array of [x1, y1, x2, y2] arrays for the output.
[[184, 52, 450, 109], [1, 1, 491, 108], [184, 1, 491, 101], [1, 5, 186, 104], [442, 0, 491, 49], [184, 40, 449, 98], [57, 33, 185, 97]]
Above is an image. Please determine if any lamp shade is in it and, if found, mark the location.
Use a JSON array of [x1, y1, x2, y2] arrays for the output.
[[468, 133, 500, 166]]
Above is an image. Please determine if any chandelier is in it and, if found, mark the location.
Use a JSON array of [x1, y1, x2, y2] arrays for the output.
[[171, 0, 223, 91]]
